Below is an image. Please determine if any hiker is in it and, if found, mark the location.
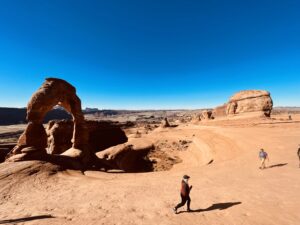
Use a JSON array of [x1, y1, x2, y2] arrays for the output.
[[173, 175, 192, 214], [259, 148, 269, 169], [297, 145, 300, 168]]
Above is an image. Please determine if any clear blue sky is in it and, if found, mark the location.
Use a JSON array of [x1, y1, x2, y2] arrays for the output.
[[0, 0, 299, 109]]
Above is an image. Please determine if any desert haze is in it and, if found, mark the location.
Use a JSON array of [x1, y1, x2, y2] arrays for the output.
[[0, 78, 299, 225]]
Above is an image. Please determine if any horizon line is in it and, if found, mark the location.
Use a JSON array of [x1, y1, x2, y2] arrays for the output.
[[1, 105, 300, 111]]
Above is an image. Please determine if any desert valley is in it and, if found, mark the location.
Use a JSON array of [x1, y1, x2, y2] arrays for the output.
[[0, 78, 299, 225]]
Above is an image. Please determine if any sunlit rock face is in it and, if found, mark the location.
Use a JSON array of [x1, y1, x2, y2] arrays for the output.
[[226, 90, 273, 117], [6, 78, 89, 162]]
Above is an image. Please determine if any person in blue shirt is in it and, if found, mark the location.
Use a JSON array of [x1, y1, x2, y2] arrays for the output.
[[259, 148, 269, 169]]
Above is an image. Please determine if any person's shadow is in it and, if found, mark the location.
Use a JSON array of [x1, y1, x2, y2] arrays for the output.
[[267, 163, 288, 169], [0, 215, 54, 224], [177, 202, 242, 214]]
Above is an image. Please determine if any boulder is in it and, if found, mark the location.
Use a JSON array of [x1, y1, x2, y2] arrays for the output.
[[97, 139, 155, 172], [226, 90, 273, 117]]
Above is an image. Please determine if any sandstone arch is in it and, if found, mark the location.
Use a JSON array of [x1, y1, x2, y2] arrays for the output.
[[7, 78, 89, 162]]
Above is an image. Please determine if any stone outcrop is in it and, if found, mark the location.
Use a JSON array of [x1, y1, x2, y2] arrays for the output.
[[5, 77, 158, 172], [213, 90, 273, 118], [226, 90, 273, 117], [46, 120, 128, 155], [6, 78, 89, 163], [200, 110, 213, 120], [161, 117, 170, 127], [97, 139, 155, 172], [192, 113, 201, 122], [192, 110, 214, 122], [212, 104, 227, 118]]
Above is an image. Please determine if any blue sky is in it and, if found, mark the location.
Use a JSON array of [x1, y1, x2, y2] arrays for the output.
[[0, 0, 299, 109]]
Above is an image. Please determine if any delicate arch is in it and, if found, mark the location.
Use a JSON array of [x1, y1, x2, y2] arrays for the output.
[[7, 78, 88, 161]]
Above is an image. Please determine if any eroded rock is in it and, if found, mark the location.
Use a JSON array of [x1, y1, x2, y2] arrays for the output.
[[212, 104, 227, 118], [97, 139, 155, 172], [213, 90, 273, 118], [200, 110, 213, 120], [6, 78, 89, 163], [226, 90, 273, 117], [161, 117, 170, 128], [192, 110, 214, 122], [46, 120, 128, 155]]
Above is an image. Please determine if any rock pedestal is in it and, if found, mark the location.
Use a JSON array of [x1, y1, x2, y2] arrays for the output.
[[161, 118, 171, 128]]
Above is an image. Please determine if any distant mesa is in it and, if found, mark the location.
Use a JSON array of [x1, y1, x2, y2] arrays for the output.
[[213, 90, 273, 118], [83, 107, 99, 113], [0, 107, 71, 125]]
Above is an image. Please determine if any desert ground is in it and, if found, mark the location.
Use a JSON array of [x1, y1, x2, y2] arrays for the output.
[[0, 113, 300, 225]]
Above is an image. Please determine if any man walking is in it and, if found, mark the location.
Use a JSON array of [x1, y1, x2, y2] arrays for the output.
[[173, 175, 192, 214], [259, 148, 269, 169]]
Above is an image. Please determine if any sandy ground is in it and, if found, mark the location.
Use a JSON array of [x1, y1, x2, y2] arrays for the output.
[[0, 116, 300, 225]]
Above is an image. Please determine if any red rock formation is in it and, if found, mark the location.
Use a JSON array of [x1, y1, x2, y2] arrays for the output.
[[161, 117, 170, 127], [46, 120, 73, 155], [192, 110, 214, 122], [7, 78, 89, 162], [213, 90, 273, 118], [226, 90, 273, 117], [200, 110, 213, 120], [46, 120, 128, 155], [97, 140, 155, 172], [212, 104, 227, 118]]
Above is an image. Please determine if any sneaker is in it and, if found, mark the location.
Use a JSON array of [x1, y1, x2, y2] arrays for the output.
[[173, 207, 177, 214]]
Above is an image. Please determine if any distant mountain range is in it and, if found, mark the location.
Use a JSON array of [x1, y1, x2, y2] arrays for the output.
[[0, 107, 72, 125], [273, 107, 300, 111], [0, 106, 299, 125]]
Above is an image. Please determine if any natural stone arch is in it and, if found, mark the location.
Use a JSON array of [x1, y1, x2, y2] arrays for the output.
[[7, 78, 89, 162]]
